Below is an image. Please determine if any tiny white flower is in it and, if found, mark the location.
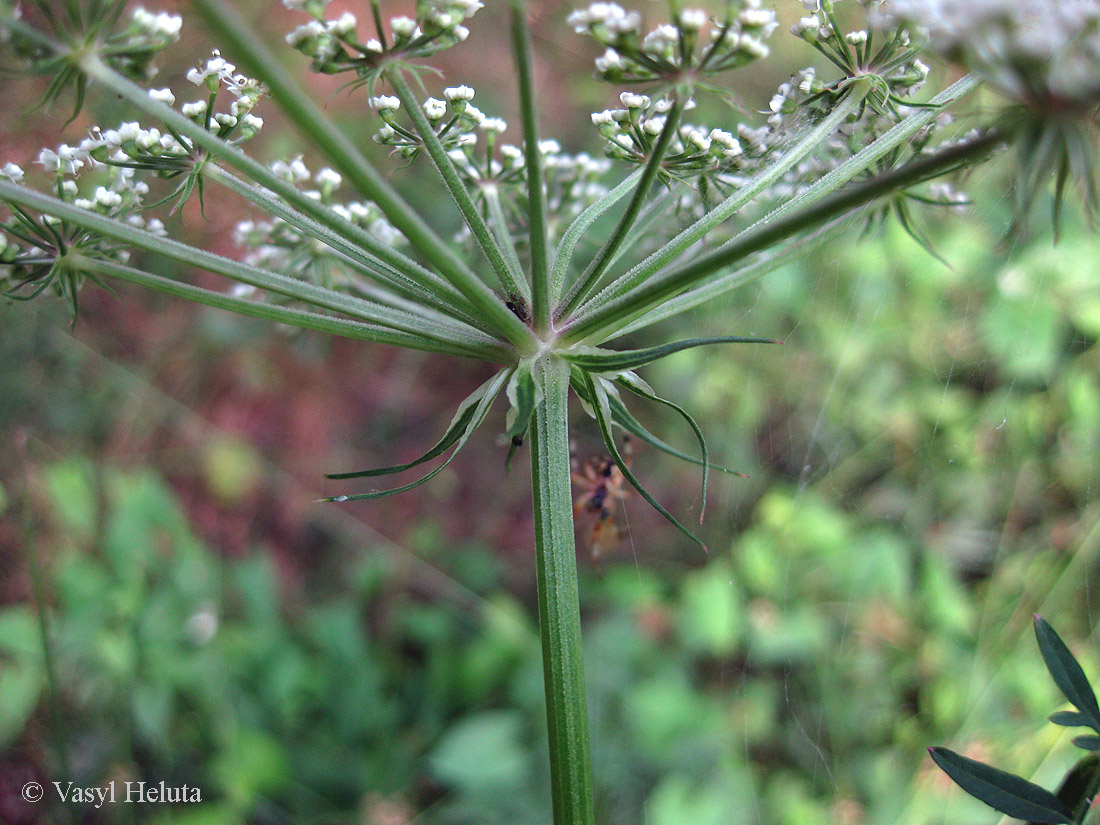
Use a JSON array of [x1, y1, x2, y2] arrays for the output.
[[679, 9, 707, 31], [181, 100, 208, 118], [792, 15, 820, 38], [445, 85, 475, 101], [369, 95, 401, 112], [315, 167, 342, 189], [148, 87, 175, 105], [239, 113, 264, 135], [595, 49, 625, 72], [391, 16, 417, 38], [423, 98, 448, 120], [328, 12, 356, 36], [94, 187, 122, 208], [480, 117, 507, 133], [1, 162, 24, 182], [286, 20, 325, 47]]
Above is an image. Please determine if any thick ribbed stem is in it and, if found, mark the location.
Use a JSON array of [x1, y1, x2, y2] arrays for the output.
[[529, 355, 595, 825]]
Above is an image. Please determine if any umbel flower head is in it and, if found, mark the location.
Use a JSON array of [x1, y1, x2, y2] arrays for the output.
[[881, 0, 1100, 107], [881, 0, 1100, 231]]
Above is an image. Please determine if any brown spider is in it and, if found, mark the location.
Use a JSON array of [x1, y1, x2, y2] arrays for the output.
[[570, 436, 633, 572]]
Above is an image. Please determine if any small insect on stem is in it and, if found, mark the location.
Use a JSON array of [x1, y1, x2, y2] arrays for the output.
[[570, 436, 633, 575], [505, 293, 531, 324]]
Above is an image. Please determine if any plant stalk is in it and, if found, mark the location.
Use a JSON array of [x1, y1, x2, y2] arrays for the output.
[[529, 354, 595, 825], [190, 0, 492, 308], [507, 0, 551, 334], [561, 127, 1006, 344]]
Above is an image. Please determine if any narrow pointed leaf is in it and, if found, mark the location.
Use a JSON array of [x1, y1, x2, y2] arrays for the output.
[[1074, 736, 1100, 751], [321, 370, 510, 501], [505, 364, 539, 440], [1035, 616, 1100, 732], [614, 373, 713, 523], [580, 372, 707, 553], [569, 369, 739, 476], [1050, 711, 1092, 728], [560, 336, 780, 373], [928, 747, 1073, 824], [325, 372, 505, 480], [599, 388, 744, 476], [551, 168, 642, 301]]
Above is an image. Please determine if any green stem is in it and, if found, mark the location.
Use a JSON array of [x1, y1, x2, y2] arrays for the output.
[[189, 0, 489, 301], [557, 92, 689, 318], [386, 69, 536, 347], [0, 180, 495, 349], [74, 256, 512, 363], [550, 168, 643, 303], [508, 0, 550, 334], [560, 128, 1006, 345], [205, 164, 489, 330], [612, 228, 834, 339], [80, 55, 538, 352], [573, 86, 866, 317], [483, 184, 531, 303], [744, 74, 982, 233], [529, 354, 595, 825]]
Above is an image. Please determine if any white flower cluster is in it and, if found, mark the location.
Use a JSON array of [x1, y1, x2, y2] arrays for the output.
[[568, 1, 777, 83], [100, 6, 184, 81], [373, 86, 488, 162], [590, 92, 746, 192], [0, 152, 168, 314], [2, 4, 182, 86], [284, 0, 482, 75], [128, 8, 184, 43], [235, 157, 404, 291], [880, 0, 1100, 104], [541, 144, 614, 221], [789, 1, 930, 120]]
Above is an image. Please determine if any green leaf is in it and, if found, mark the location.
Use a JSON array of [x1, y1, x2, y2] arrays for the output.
[[928, 747, 1073, 824], [560, 336, 780, 373], [608, 396, 738, 476], [1074, 735, 1100, 751], [614, 373, 713, 523], [580, 372, 707, 554], [320, 369, 510, 501], [1050, 711, 1092, 728], [1035, 615, 1100, 733], [551, 168, 642, 301], [505, 363, 538, 441], [326, 372, 503, 479]]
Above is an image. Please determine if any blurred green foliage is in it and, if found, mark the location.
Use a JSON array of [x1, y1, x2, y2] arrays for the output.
[[4, 187, 1100, 824]]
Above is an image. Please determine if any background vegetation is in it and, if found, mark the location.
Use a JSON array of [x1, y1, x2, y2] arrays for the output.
[[3, 2, 1100, 824]]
